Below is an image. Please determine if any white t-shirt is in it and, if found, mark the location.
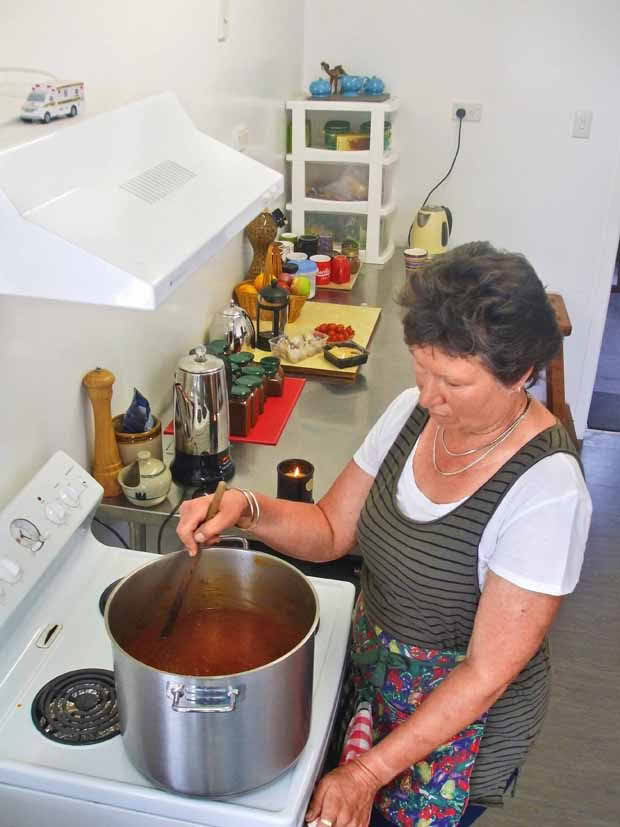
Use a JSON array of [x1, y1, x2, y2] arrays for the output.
[[353, 388, 592, 595]]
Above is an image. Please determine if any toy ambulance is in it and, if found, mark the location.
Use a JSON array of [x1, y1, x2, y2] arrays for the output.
[[21, 82, 85, 124]]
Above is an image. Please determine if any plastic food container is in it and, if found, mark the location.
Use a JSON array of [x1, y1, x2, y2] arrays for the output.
[[360, 120, 392, 151], [269, 332, 329, 363], [324, 120, 351, 150]]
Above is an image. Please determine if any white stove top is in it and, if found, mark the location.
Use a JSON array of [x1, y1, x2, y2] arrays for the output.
[[0, 452, 354, 827]]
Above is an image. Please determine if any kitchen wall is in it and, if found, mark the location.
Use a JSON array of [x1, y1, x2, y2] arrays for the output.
[[303, 0, 620, 437], [0, 0, 305, 504]]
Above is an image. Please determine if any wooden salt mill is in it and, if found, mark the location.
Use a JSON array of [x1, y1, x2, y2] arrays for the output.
[[83, 367, 123, 497], [245, 208, 277, 280]]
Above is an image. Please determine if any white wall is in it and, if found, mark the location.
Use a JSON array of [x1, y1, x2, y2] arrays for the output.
[[303, 0, 620, 437], [0, 1, 304, 504]]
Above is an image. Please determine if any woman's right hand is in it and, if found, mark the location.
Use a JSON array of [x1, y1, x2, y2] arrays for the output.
[[176, 489, 249, 556]]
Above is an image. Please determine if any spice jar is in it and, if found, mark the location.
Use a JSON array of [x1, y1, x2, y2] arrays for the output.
[[234, 378, 258, 426], [241, 366, 266, 413], [260, 355, 284, 380], [236, 375, 263, 420], [229, 384, 253, 437], [260, 359, 284, 397], [230, 352, 254, 370], [206, 339, 233, 391]]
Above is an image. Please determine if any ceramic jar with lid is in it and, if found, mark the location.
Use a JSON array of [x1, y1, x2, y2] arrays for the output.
[[118, 450, 172, 508]]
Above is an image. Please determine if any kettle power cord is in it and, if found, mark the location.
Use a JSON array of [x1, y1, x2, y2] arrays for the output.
[[407, 108, 466, 245], [421, 107, 465, 208]]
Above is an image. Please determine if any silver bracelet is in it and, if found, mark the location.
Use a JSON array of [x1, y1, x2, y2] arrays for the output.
[[234, 488, 260, 531]]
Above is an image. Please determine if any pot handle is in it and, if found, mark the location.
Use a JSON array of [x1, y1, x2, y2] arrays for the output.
[[167, 682, 239, 713]]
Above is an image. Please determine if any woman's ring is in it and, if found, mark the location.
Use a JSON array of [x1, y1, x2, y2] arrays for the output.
[[320, 820, 333, 827]]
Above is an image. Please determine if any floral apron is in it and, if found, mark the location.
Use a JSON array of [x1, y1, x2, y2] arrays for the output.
[[340, 595, 487, 827]]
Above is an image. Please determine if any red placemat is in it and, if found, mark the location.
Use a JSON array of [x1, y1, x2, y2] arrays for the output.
[[164, 377, 306, 446]]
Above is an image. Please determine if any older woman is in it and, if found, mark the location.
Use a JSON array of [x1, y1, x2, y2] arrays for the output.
[[177, 242, 592, 827]]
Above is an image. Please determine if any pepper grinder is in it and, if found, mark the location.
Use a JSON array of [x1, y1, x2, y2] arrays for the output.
[[83, 367, 123, 497]]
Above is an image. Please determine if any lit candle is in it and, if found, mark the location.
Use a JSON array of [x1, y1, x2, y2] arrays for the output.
[[277, 459, 314, 502]]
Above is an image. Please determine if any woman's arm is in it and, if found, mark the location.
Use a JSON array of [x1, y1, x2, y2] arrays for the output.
[[307, 571, 562, 826], [177, 459, 375, 562]]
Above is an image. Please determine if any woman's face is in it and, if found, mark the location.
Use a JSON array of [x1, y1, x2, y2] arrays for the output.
[[411, 345, 520, 431]]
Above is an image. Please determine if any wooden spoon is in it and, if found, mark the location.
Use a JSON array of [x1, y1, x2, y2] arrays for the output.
[[160, 480, 227, 639]]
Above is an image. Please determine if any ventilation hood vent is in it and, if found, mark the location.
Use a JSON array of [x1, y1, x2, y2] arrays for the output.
[[0, 92, 283, 309]]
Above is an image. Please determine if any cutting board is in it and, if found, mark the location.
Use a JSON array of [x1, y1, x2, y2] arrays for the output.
[[251, 301, 381, 381], [318, 268, 361, 292]]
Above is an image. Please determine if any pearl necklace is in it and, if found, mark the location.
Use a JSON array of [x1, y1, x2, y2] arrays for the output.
[[432, 393, 532, 477]]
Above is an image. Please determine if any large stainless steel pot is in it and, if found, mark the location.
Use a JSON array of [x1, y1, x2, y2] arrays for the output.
[[105, 543, 319, 796]]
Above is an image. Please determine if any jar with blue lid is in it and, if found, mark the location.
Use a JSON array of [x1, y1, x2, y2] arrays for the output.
[[295, 259, 318, 299]]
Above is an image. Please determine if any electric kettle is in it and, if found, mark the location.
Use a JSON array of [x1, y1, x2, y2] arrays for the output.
[[170, 345, 234, 493], [408, 205, 453, 256]]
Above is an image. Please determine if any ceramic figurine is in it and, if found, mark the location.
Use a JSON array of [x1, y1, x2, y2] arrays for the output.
[[320, 62, 347, 95], [21, 81, 85, 124], [309, 78, 330, 97]]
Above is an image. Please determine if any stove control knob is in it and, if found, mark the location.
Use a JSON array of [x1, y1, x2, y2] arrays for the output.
[[10, 518, 45, 552], [45, 500, 68, 525], [0, 557, 22, 585], [59, 484, 81, 508]]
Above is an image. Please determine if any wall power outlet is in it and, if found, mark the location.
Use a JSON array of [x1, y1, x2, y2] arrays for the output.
[[451, 102, 483, 122]]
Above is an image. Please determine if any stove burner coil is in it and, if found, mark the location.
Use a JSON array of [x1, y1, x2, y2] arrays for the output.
[[99, 578, 122, 617], [31, 668, 120, 744]]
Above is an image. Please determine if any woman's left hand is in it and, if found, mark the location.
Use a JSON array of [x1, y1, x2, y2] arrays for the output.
[[305, 759, 381, 827]]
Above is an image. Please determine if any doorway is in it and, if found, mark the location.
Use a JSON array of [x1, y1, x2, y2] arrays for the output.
[[587, 241, 620, 431]]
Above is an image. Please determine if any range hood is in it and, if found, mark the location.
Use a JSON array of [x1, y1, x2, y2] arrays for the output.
[[0, 92, 283, 309]]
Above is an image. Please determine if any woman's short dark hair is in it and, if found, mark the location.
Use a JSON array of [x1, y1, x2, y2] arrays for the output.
[[397, 241, 562, 387]]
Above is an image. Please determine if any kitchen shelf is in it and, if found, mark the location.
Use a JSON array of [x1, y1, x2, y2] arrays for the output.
[[286, 199, 396, 216], [286, 97, 399, 264], [285, 148, 399, 166]]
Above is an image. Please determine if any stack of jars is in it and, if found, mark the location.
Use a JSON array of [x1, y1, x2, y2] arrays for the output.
[[228, 352, 285, 437]]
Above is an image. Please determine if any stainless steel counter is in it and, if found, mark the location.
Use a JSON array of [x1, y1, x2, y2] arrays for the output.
[[97, 252, 413, 550]]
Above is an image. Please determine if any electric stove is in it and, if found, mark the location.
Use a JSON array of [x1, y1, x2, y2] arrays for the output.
[[0, 451, 354, 827]]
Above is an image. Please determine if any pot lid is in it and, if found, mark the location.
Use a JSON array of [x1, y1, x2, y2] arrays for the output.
[[177, 345, 224, 375]]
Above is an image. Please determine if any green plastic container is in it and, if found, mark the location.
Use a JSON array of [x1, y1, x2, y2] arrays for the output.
[[324, 120, 351, 150], [360, 120, 391, 151]]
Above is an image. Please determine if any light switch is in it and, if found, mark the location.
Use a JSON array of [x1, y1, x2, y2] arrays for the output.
[[572, 109, 592, 139]]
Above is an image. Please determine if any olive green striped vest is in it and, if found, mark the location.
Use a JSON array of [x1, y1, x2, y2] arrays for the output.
[[358, 404, 581, 804]]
